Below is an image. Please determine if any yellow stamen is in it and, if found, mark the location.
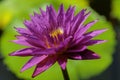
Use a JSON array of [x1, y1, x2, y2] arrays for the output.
[[50, 28, 63, 38], [44, 36, 51, 48], [49, 28, 64, 46]]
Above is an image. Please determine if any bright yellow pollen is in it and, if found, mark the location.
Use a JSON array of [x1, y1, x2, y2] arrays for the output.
[[50, 28, 63, 38]]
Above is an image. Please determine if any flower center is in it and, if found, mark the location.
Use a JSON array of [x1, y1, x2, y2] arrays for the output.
[[50, 28, 63, 38], [49, 28, 64, 46]]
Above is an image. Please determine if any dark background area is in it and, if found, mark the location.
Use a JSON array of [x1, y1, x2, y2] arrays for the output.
[[0, 0, 120, 80]]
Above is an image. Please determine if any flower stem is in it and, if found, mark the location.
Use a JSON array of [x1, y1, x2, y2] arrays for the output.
[[61, 67, 70, 80]]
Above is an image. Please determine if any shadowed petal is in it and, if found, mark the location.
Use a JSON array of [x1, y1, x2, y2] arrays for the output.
[[32, 56, 57, 78], [67, 45, 86, 53], [86, 40, 107, 46], [56, 36, 72, 52], [81, 49, 100, 60], [58, 56, 67, 70], [68, 54, 82, 60], [33, 48, 56, 55], [21, 55, 48, 72], [69, 49, 100, 60]]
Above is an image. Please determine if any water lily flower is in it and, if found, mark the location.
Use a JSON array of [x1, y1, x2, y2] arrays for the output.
[[10, 4, 107, 78]]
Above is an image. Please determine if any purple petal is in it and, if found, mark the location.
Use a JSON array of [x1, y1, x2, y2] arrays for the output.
[[65, 6, 75, 36], [65, 6, 75, 24], [24, 20, 34, 31], [56, 36, 72, 52], [33, 48, 56, 55], [21, 55, 47, 72], [79, 29, 107, 44], [39, 8, 46, 17], [74, 20, 98, 39], [71, 10, 91, 34], [58, 56, 67, 70], [81, 49, 100, 60], [57, 4, 65, 26], [32, 56, 57, 78], [34, 12, 41, 18], [84, 29, 108, 37], [86, 40, 107, 46], [22, 34, 46, 48], [12, 35, 32, 46], [10, 48, 56, 56], [15, 27, 32, 35], [9, 48, 36, 56], [69, 49, 100, 60], [47, 5, 57, 28]]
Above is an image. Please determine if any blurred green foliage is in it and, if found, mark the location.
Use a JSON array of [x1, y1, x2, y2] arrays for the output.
[[1, 0, 115, 80], [112, 0, 120, 19]]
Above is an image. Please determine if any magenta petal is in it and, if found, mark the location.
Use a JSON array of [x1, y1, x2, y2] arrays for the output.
[[21, 55, 47, 72], [58, 56, 67, 70], [86, 40, 107, 46], [81, 49, 100, 60], [9, 48, 36, 56], [32, 56, 57, 78]]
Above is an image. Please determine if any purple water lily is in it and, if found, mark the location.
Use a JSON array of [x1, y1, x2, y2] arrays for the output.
[[10, 4, 107, 78]]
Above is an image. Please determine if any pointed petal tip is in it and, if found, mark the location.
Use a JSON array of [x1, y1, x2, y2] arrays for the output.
[[32, 74, 36, 78], [9, 52, 16, 56], [9, 53, 12, 56], [60, 4, 64, 7], [102, 28, 108, 32], [20, 67, 26, 72], [92, 53, 100, 59], [20, 69, 24, 73], [94, 19, 99, 23]]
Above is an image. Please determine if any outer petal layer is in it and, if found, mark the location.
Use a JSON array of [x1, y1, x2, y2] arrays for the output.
[[32, 56, 57, 78], [57, 56, 67, 70], [68, 49, 100, 60], [21, 55, 47, 72]]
